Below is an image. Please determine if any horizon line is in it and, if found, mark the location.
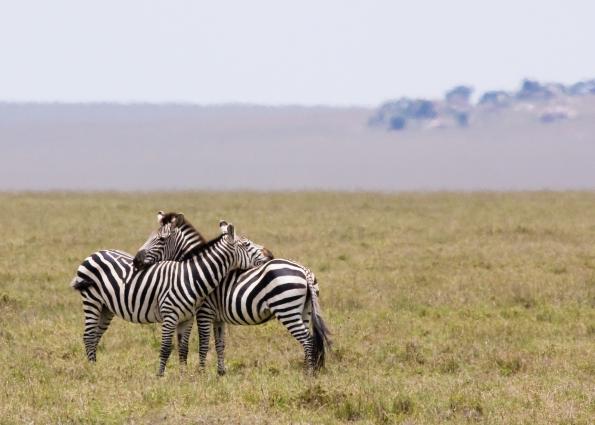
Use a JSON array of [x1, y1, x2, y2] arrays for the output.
[[0, 100, 375, 109]]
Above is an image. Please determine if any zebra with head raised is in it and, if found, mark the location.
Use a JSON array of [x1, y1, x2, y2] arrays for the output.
[[132, 211, 205, 271], [138, 213, 331, 375], [69, 211, 207, 366], [71, 219, 273, 376]]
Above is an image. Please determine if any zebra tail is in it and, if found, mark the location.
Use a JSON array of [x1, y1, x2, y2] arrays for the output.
[[308, 275, 332, 371], [70, 276, 92, 292]]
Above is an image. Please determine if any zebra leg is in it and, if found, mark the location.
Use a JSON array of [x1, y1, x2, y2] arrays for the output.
[[302, 298, 313, 330], [157, 315, 178, 377], [214, 321, 226, 376], [301, 298, 315, 371], [95, 306, 114, 348], [273, 309, 315, 374], [81, 299, 103, 362], [176, 319, 193, 367], [196, 311, 213, 373]]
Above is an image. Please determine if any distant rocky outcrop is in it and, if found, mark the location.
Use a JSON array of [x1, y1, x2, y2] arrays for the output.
[[370, 77, 595, 131]]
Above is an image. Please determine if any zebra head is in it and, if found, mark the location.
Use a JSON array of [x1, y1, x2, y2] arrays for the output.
[[219, 220, 274, 270], [133, 211, 206, 270]]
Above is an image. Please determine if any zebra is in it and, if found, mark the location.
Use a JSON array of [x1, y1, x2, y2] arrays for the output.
[[132, 211, 205, 271], [69, 212, 206, 366], [71, 219, 273, 376], [138, 213, 331, 375]]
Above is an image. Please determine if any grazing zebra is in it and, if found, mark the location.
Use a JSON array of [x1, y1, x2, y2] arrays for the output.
[[140, 214, 331, 375], [71, 219, 273, 376]]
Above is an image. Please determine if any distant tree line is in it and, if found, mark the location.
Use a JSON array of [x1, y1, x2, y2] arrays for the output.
[[370, 78, 595, 131]]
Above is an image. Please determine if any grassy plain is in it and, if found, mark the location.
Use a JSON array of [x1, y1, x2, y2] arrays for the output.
[[0, 192, 593, 424]]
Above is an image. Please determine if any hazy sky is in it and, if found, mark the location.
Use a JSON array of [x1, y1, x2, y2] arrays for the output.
[[1, 1, 594, 106]]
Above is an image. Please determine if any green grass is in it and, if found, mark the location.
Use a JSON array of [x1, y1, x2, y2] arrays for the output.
[[1, 191, 594, 424]]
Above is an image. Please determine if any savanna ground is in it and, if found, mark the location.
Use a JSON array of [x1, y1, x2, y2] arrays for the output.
[[0, 192, 593, 424]]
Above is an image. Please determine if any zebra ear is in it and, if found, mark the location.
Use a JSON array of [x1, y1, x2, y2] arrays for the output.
[[219, 220, 235, 242], [157, 211, 165, 224], [172, 213, 185, 228]]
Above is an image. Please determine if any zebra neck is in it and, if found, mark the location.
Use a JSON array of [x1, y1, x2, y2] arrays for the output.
[[178, 240, 204, 259], [176, 226, 207, 260], [185, 237, 237, 293]]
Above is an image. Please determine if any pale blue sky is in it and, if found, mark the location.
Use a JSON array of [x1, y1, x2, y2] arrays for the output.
[[1, 0, 593, 106]]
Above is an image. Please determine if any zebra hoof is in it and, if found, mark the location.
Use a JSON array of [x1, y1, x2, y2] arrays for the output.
[[217, 369, 226, 376], [303, 366, 315, 376]]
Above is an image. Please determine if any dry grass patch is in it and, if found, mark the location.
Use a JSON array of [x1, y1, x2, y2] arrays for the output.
[[1, 191, 594, 424]]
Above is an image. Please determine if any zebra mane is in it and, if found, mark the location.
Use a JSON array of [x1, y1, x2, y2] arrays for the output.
[[179, 234, 226, 262], [160, 212, 207, 244]]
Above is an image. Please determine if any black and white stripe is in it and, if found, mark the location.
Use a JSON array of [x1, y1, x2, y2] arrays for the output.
[[71, 220, 272, 376], [69, 212, 207, 366], [197, 259, 331, 375], [132, 212, 205, 270], [141, 214, 331, 374]]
